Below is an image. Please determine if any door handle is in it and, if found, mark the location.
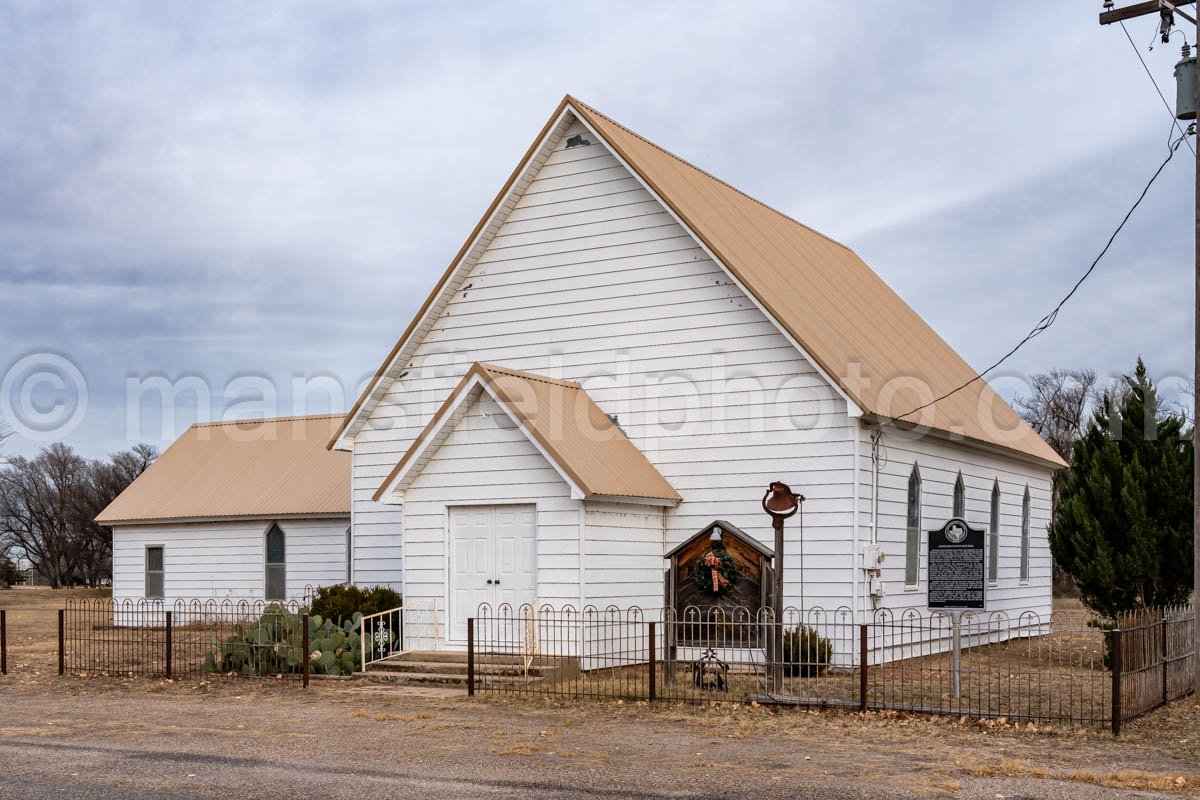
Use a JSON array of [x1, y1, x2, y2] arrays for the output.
[[494, 580, 501, 586], [486, 580, 494, 585]]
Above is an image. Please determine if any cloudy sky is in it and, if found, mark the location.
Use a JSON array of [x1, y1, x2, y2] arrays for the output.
[[0, 0, 1195, 458]]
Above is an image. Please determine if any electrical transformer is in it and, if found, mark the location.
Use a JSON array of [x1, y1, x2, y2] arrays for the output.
[[1176, 49, 1196, 120]]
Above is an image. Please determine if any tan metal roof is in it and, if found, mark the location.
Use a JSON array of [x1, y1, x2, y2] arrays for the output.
[[96, 415, 350, 525], [569, 99, 1064, 468], [374, 363, 681, 504], [335, 96, 1065, 469]]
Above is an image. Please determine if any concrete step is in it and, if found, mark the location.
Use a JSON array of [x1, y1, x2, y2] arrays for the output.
[[380, 651, 562, 668], [357, 671, 541, 688], [390, 651, 468, 664], [359, 671, 471, 687], [368, 659, 556, 678]]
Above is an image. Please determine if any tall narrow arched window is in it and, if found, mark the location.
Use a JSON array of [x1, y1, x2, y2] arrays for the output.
[[989, 481, 1001, 583], [1020, 487, 1031, 583], [953, 473, 965, 518], [905, 466, 922, 586], [266, 523, 286, 601]]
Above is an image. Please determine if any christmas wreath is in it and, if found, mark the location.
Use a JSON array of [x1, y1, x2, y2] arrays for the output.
[[695, 549, 737, 594]]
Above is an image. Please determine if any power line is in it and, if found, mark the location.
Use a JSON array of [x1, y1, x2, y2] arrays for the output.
[[894, 125, 1191, 423], [1121, 20, 1197, 157]]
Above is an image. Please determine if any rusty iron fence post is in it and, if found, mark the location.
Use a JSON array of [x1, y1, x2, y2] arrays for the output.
[[859, 624, 868, 713], [164, 611, 173, 679], [1, 609, 6, 676], [648, 621, 657, 703], [57, 608, 65, 676], [1111, 627, 1123, 736], [302, 613, 310, 689], [467, 617, 475, 697]]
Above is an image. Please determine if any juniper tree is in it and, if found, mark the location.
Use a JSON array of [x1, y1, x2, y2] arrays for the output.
[[1049, 359, 1193, 617]]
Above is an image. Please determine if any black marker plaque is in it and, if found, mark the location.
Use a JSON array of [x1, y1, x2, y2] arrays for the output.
[[927, 518, 986, 610]]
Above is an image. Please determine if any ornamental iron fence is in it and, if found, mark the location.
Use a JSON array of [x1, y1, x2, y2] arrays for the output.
[[468, 603, 1195, 732], [60, 598, 310, 685]]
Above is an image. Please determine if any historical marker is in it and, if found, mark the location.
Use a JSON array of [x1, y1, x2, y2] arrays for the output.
[[927, 517, 986, 610]]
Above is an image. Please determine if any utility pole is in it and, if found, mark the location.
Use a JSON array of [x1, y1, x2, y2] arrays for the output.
[[1100, 0, 1199, 696]]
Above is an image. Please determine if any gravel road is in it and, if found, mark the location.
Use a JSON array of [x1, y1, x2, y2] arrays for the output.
[[0, 679, 1196, 799]]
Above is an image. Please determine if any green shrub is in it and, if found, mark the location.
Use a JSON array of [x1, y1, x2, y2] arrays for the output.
[[308, 584, 359, 623], [1090, 618, 1120, 669], [782, 625, 832, 677], [202, 604, 363, 678], [309, 584, 403, 624]]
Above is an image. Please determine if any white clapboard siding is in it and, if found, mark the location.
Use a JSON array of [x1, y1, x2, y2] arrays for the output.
[[857, 424, 1054, 620], [111, 518, 350, 603], [401, 392, 583, 614], [583, 502, 667, 612], [350, 117, 858, 612], [352, 449, 403, 592]]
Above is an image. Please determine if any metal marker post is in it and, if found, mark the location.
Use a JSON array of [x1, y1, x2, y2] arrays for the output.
[[927, 518, 985, 701], [950, 610, 962, 700]]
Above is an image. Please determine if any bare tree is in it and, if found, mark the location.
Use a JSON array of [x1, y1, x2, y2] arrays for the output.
[[74, 443, 159, 585], [0, 418, 11, 453], [0, 442, 158, 588], [1014, 369, 1100, 598], [1167, 379, 1195, 428], [1015, 368, 1099, 479], [0, 443, 89, 587]]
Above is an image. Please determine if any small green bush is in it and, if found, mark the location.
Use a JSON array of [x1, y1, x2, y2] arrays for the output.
[[782, 625, 832, 677], [203, 604, 363, 677], [308, 584, 359, 623], [309, 584, 403, 624]]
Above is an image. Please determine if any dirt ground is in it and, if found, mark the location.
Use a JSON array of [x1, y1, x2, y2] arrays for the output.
[[1, 588, 1198, 799]]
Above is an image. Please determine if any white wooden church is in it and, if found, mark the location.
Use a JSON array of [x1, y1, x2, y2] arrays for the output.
[[101, 96, 1064, 649]]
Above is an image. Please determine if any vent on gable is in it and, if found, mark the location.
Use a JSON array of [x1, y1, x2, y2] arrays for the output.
[[565, 134, 592, 149]]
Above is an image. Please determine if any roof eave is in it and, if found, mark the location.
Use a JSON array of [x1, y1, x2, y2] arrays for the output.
[[586, 492, 681, 507], [101, 511, 351, 527], [860, 414, 1067, 471]]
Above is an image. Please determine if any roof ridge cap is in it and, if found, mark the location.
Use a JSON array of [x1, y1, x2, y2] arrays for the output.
[[568, 97, 856, 254], [192, 413, 343, 429]]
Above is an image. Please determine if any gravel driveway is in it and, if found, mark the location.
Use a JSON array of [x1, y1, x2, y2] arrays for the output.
[[0, 677, 1197, 799]]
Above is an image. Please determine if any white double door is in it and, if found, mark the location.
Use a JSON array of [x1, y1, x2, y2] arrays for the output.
[[448, 504, 537, 643]]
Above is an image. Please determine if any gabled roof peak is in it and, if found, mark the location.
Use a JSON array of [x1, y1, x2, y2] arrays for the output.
[[374, 362, 680, 505], [333, 96, 1064, 469], [564, 95, 855, 254]]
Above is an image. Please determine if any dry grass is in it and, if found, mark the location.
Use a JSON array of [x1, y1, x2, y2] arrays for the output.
[[957, 755, 1199, 792], [6, 587, 1199, 797], [1, 586, 109, 681]]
